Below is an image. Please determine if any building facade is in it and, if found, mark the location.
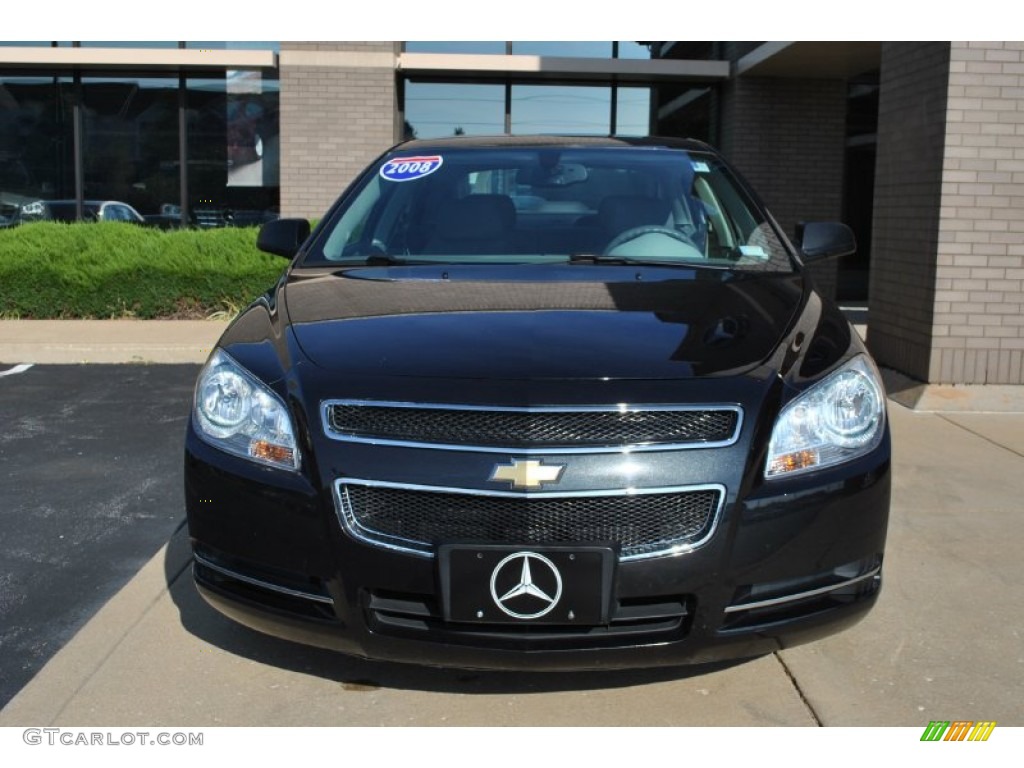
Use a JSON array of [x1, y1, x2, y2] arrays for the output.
[[2, 41, 1023, 385]]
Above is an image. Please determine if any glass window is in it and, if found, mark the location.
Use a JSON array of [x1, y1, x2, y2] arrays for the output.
[[511, 42, 612, 58], [614, 87, 651, 136], [0, 74, 75, 224], [304, 145, 793, 272], [186, 71, 280, 226], [78, 41, 181, 48], [81, 74, 180, 217], [186, 42, 280, 51], [511, 85, 610, 135], [404, 42, 506, 55], [404, 82, 504, 139], [616, 42, 655, 59]]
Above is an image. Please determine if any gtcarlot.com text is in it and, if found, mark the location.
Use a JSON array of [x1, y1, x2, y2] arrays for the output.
[[23, 729, 203, 746]]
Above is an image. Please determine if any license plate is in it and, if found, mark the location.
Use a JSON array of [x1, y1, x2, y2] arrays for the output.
[[439, 545, 614, 625]]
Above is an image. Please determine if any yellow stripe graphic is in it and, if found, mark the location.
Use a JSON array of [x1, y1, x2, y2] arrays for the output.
[[968, 721, 997, 741]]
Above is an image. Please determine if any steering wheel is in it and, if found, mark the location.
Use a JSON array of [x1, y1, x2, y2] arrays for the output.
[[603, 225, 698, 255]]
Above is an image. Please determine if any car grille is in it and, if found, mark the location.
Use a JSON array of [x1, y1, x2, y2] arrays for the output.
[[336, 481, 724, 561], [365, 589, 693, 649], [323, 401, 741, 452]]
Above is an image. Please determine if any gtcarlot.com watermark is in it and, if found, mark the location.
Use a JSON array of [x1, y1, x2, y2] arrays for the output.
[[23, 728, 203, 747]]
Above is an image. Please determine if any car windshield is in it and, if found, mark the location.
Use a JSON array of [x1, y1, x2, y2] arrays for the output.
[[303, 145, 794, 272]]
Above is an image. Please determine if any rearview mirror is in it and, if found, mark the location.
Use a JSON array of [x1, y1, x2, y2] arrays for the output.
[[257, 218, 311, 259], [797, 221, 856, 262]]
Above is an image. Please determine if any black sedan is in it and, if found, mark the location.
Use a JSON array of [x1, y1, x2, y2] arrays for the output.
[[185, 136, 890, 670]]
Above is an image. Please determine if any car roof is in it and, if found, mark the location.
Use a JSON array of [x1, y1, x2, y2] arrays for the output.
[[392, 135, 714, 153], [46, 200, 126, 206]]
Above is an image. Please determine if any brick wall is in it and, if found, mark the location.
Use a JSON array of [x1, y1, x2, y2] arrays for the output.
[[867, 42, 950, 381], [870, 42, 1024, 384], [279, 42, 399, 219], [930, 42, 1024, 383], [719, 76, 847, 299]]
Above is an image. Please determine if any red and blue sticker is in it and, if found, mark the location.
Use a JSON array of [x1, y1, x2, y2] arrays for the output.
[[380, 155, 444, 182]]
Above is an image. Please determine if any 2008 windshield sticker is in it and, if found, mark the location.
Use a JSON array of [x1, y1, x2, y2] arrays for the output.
[[380, 155, 444, 182]]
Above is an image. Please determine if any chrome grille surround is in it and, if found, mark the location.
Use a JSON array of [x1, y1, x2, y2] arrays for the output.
[[321, 400, 743, 454], [333, 479, 726, 561]]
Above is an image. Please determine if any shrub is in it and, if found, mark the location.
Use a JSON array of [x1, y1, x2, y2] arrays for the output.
[[0, 222, 288, 319]]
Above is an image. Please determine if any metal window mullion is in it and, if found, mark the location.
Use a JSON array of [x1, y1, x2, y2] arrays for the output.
[[179, 72, 189, 228], [72, 71, 83, 221], [504, 80, 511, 135]]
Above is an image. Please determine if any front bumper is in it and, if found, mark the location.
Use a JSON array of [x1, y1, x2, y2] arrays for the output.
[[184, 425, 890, 671]]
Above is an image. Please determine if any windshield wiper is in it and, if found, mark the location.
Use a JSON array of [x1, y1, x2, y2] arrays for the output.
[[567, 253, 725, 269]]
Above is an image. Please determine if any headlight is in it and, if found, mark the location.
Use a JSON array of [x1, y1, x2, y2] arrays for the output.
[[766, 354, 885, 478], [193, 349, 300, 471], [21, 201, 45, 217]]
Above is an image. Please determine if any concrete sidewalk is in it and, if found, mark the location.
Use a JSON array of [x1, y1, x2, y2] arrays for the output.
[[1, 403, 1022, 726], [0, 320, 227, 365]]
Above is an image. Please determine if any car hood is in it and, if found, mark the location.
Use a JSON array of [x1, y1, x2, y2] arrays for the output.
[[282, 265, 805, 381]]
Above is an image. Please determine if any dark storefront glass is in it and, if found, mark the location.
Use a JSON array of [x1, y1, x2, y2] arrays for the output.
[[404, 81, 504, 139], [653, 85, 714, 143], [81, 74, 180, 217], [186, 71, 280, 225], [1, 66, 279, 226], [0, 74, 75, 223]]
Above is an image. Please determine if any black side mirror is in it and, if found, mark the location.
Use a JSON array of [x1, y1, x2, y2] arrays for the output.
[[797, 221, 856, 262], [257, 218, 311, 259]]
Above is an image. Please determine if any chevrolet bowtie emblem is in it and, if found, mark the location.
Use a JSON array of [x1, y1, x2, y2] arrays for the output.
[[489, 459, 565, 490]]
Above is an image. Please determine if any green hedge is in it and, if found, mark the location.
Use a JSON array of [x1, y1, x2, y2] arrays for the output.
[[0, 222, 289, 319]]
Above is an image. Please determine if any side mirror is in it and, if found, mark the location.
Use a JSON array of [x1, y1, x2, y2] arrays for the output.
[[257, 218, 311, 259], [797, 221, 856, 262]]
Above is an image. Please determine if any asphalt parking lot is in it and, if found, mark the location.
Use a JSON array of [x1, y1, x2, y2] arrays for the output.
[[0, 364, 198, 708], [1, 356, 1023, 726]]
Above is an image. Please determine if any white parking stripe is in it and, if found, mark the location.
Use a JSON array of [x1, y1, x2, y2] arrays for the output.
[[0, 364, 34, 378]]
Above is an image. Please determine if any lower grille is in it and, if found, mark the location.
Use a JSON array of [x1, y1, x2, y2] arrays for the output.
[[336, 480, 724, 561], [366, 589, 692, 650]]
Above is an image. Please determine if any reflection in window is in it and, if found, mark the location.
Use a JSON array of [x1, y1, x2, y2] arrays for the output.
[[404, 42, 506, 54], [81, 75, 180, 216], [186, 42, 281, 51], [615, 87, 651, 136], [511, 85, 610, 135], [616, 42, 654, 59], [0, 75, 75, 220], [78, 41, 181, 48], [511, 42, 612, 58], [404, 82, 504, 139], [187, 73, 280, 224]]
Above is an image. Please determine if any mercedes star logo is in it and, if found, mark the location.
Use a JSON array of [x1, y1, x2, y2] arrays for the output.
[[489, 551, 563, 620], [489, 459, 565, 490]]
